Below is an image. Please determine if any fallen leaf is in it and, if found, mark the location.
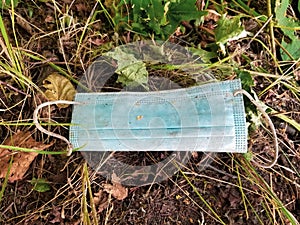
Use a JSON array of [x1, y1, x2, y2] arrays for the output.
[[45, 15, 55, 23], [31, 177, 51, 192], [103, 173, 128, 200], [43, 73, 76, 108], [89, 37, 105, 46], [49, 206, 62, 224], [0, 131, 53, 182], [75, 3, 87, 11], [93, 190, 109, 213], [104, 47, 148, 87], [16, 17, 34, 35]]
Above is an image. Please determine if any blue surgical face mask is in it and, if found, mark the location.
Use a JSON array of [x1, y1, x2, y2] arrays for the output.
[[69, 41, 248, 186], [69, 79, 247, 186], [70, 79, 247, 153]]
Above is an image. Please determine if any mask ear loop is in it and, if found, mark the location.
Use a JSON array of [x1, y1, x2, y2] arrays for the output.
[[233, 89, 279, 168], [33, 100, 82, 156]]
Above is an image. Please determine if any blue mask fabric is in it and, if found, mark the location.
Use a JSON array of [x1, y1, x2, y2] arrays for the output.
[[70, 79, 247, 153], [70, 79, 247, 186], [69, 41, 248, 186]]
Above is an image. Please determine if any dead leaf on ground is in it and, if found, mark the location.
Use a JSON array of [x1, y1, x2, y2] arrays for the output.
[[0, 130, 53, 182], [103, 173, 128, 200], [93, 189, 109, 213], [42, 73, 76, 108], [16, 16, 34, 35]]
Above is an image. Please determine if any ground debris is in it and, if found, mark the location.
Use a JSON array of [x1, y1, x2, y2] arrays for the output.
[[0, 130, 53, 182], [103, 173, 128, 200]]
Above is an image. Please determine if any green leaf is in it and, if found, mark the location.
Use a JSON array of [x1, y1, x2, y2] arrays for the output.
[[275, 0, 300, 40], [243, 152, 253, 162], [248, 110, 263, 129], [117, 61, 148, 87], [129, 0, 207, 38], [0, 0, 18, 9], [281, 39, 300, 61], [131, 0, 165, 34], [31, 178, 51, 193], [167, 0, 207, 26], [237, 70, 254, 91], [104, 47, 148, 87], [188, 46, 217, 63], [215, 15, 249, 55], [275, 0, 300, 60]]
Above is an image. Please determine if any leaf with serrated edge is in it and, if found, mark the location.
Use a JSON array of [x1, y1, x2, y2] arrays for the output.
[[104, 48, 148, 87], [43, 73, 76, 108]]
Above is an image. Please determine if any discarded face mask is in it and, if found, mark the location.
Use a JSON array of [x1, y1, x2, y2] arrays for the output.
[[67, 40, 249, 186], [68, 78, 248, 186], [32, 40, 277, 186], [70, 79, 247, 153]]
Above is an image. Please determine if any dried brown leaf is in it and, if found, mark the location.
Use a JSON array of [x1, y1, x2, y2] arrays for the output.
[[0, 131, 53, 182], [103, 173, 128, 200], [93, 190, 109, 213], [43, 73, 76, 108], [16, 17, 34, 35]]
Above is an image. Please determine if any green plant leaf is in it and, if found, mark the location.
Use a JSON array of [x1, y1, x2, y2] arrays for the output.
[[128, 0, 206, 38], [30, 178, 51, 192], [117, 61, 148, 87], [281, 39, 300, 61], [215, 15, 249, 55], [104, 47, 148, 87], [0, 0, 18, 9], [275, 0, 300, 60], [243, 152, 253, 162], [237, 70, 254, 91], [130, 0, 165, 34], [42, 73, 76, 108], [162, 0, 207, 38], [166, 0, 207, 28], [131, 0, 157, 33], [188, 46, 217, 63]]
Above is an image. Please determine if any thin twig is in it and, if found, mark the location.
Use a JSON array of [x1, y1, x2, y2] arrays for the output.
[[0, 80, 31, 96], [234, 89, 279, 168], [33, 100, 81, 156]]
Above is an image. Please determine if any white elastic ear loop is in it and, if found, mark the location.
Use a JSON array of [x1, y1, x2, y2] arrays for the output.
[[234, 89, 279, 168], [33, 100, 81, 156]]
